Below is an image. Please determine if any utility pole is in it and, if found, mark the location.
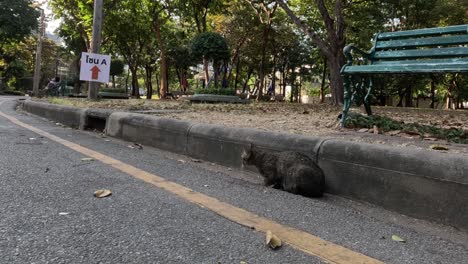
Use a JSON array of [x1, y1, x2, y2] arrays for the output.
[[32, 8, 45, 97], [88, 0, 103, 100]]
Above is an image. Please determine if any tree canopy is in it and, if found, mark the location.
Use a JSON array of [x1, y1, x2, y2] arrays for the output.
[[2, 0, 467, 107]]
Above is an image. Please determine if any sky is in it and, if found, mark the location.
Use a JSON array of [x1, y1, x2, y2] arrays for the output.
[[44, 1, 60, 34]]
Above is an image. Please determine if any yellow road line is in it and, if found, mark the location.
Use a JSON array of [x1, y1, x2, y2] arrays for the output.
[[0, 107, 384, 264]]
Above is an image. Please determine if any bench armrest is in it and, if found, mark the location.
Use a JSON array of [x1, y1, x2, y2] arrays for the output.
[[343, 44, 371, 66]]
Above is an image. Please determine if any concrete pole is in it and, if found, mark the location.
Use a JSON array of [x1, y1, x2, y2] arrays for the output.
[[88, 0, 103, 100], [32, 9, 45, 97]]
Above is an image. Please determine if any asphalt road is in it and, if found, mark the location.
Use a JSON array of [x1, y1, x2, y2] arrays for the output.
[[0, 96, 467, 264]]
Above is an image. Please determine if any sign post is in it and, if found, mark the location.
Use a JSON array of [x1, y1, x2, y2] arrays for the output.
[[87, 0, 103, 99]]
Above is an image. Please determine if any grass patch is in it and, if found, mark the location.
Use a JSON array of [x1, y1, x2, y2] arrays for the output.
[[345, 113, 467, 143]]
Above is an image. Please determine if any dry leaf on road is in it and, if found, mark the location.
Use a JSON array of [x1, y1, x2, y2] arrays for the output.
[[430, 145, 449, 151], [81, 158, 94, 162], [266, 230, 282, 249], [94, 189, 112, 198], [391, 235, 406, 243]]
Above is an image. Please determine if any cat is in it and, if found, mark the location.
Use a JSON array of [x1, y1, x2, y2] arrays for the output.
[[241, 145, 325, 197]]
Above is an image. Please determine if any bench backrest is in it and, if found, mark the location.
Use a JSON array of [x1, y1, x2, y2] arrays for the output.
[[371, 25, 468, 64]]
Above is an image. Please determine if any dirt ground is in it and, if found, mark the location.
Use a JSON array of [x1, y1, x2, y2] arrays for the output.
[[39, 98, 468, 155]]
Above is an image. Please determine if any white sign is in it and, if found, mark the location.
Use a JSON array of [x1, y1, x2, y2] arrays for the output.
[[79, 52, 111, 83]]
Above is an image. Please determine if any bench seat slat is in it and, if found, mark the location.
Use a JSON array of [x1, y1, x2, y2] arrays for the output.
[[373, 47, 468, 59], [371, 58, 468, 65], [377, 25, 468, 40], [376, 35, 468, 49], [343, 63, 468, 74]]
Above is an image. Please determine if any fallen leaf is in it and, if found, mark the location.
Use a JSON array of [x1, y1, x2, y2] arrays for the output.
[[127, 145, 135, 149], [58, 212, 70, 216], [388, 130, 401, 136], [177, 159, 186, 164], [81, 158, 94, 162], [358, 128, 368, 133], [240, 261, 247, 264], [28, 137, 36, 140], [391, 235, 406, 243], [134, 143, 143, 149], [266, 230, 282, 249], [203, 184, 209, 187], [94, 189, 112, 198], [430, 145, 449, 151]]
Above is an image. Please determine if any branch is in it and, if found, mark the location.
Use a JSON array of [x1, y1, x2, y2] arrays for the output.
[[334, 0, 346, 46], [316, 0, 337, 46], [275, 0, 331, 57], [244, 0, 265, 24]]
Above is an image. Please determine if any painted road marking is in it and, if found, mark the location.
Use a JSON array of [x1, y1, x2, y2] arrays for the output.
[[0, 107, 384, 264]]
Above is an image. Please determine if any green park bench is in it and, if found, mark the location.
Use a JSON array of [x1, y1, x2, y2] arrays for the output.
[[340, 24, 468, 127]]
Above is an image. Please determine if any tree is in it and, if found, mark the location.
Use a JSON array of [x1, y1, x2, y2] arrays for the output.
[[167, 45, 194, 92], [0, 0, 39, 88], [110, 59, 125, 89], [191, 32, 230, 88], [276, 0, 346, 105], [0, 0, 39, 46], [104, 0, 156, 98], [244, 0, 278, 100]]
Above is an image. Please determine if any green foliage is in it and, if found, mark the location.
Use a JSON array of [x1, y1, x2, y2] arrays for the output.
[[0, 0, 39, 44], [191, 32, 230, 63], [195, 88, 236, 96], [345, 113, 467, 143], [110, 59, 125, 76]]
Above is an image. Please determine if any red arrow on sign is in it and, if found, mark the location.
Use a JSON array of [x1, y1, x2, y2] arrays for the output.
[[90, 65, 101, 80]]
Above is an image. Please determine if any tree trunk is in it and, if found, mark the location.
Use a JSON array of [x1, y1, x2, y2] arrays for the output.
[[327, 55, 345, 105], [405, 85, 413, 107], [155, 74, 160, 97], [145, 65, 153, 99], [130, 66, 139, 98], [154, 17, 167, 99], [430, 77, 436, 108], [125, 68, 130, 95], [257, 23, 272, 101], [213, 61, 219, 88], [203, 57, 210, 88], [282, 69, 287, 97], [243, 67, 253, 94], [320, 59, 327, 103], [234, 56, 241, 91]]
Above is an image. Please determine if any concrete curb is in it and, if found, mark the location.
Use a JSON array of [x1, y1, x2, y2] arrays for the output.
[[22, 100, 85, 128], [20, 100, 468, 231]]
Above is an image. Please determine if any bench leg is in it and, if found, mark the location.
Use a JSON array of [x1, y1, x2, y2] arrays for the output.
[[340, 75, 352, 128], [364, 77, 373, 116]]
